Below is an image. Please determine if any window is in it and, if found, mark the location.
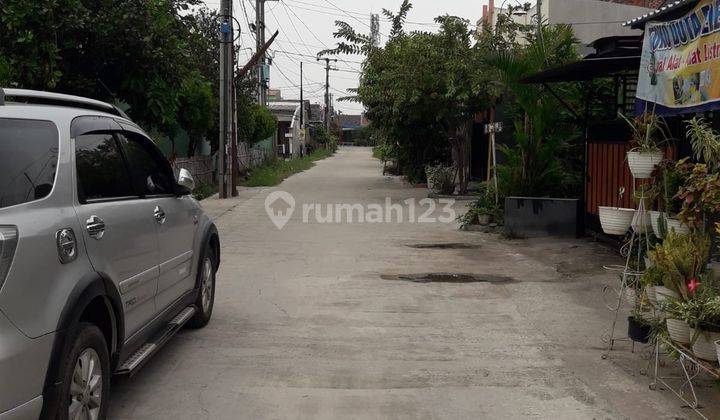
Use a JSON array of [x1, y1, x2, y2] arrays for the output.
[[118, 133, 175, 196], [75, 134, 135, 201], [0, 119, 58, 209]]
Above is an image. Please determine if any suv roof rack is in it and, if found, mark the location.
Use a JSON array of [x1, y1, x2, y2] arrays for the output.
[[0, 88, 129, 119]]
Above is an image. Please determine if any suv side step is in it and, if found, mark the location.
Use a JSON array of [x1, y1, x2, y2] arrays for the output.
[[115, 306, 196, 376]]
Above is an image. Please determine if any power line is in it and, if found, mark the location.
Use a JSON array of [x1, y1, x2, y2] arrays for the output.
[[280, 1, 317, 55], [278, 0, 362, 73], [271, 49, 364, 65], [268, 4, 308, 57], [284, 0, 441, 27]]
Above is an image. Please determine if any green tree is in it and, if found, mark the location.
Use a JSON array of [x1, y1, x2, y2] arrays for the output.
[[483, 18, 581, 197], [321, 2, 498, 192], [0, 0, 218, 153]]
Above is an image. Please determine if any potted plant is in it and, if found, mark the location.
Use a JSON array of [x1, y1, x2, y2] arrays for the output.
[[620, 112, 668, 179], [650, 230, 710, 304], [631, 195, 652, 234], [687, 117, 720, 171], [665, 298, 692, 344], [457, 183, 503, 229], [641, 264, 665, 307], [648, 159, 687, 237], [651, 158, 695, 236], [628, 277, 653, 343], [628, 309, 652, 343], [599, 187, 635, 235], [679, 292, 720, 361]]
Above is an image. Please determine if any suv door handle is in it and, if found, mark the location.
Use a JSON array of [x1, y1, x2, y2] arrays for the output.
[[154, 206, 166, 225], [86, 215, 105, 240]]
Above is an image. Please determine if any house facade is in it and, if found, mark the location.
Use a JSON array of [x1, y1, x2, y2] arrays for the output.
[[481, 0, 657, 45], [268, 101, 310, 158]]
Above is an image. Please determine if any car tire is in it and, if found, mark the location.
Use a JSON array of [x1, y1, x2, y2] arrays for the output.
[[187, 244, 216, 329], [55, 323, 110, 420]]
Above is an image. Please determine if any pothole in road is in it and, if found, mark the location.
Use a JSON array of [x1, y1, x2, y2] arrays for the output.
[[406, 243, 480, 250], [381, 273, 516, 284]]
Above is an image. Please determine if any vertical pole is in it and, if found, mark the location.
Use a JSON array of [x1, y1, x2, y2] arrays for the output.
[[486, 109, 493, 184], [491, 127, 499, 204], [256, 0, 264, 105], [536, 0, 542, 36], [300, 62, 304, 127], [218, 0, 232, 199], [316, 57, 336, 132], [230, 45, 238, 197], [325, 59, 330, 131]]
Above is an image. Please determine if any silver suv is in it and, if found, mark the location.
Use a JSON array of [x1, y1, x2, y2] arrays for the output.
[[0, 89, 220, 420]]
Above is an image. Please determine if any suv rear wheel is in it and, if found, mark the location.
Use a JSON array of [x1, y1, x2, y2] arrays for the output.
[[57, 323, 110, 420], [187, 245, 216, 329]]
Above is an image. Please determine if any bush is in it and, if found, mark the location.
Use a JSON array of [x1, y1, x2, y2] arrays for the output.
[[457, 182, 504, 228], [192, 182, 217, 201], [426, 164, 456, 195], [240, 149, 333, 187]]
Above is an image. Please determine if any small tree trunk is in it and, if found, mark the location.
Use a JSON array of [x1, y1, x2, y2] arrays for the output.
[[450, 121, 472, 195]]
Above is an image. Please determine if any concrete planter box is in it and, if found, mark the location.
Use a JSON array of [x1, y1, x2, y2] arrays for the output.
[[504, 197, 581, 238]]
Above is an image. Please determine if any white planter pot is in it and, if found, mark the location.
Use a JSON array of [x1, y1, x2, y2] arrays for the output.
[[666, 218, 690, 235], [627, 150, 664, 179], [648, 210, 665, 238], [655, 286, 679, 305], [632, 209, 652, 233], [667, 318, 691, 344], [646, 285, 658, 306], [691, 329, 720, 361], [709, 261, 720, 282], [598, 206, 635, 235]]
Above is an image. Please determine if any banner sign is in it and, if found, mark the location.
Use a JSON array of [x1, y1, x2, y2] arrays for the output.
[[636, 0, 720, 115]]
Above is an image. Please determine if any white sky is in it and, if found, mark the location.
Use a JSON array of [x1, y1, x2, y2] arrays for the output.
[[199, 0, 507, 114]]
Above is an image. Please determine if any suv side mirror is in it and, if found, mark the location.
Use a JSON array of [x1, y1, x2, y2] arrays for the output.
[[177, 168, 195, 193]]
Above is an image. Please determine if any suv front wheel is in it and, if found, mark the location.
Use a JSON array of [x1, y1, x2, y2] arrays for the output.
[[187, 245, 216, 329], [57, 323, 110, 420]]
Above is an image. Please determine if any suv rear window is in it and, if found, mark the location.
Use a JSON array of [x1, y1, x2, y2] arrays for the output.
[[0, 119, 59, 209]]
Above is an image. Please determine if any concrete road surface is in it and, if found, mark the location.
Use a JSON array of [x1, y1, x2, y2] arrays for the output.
[[109, 147, 712, 419]]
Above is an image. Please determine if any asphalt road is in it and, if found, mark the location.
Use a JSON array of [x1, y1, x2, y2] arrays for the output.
[[109, 147, 712, 419]]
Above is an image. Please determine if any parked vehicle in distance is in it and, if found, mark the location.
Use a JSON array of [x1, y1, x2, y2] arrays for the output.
[[0, 89, 220, 420]]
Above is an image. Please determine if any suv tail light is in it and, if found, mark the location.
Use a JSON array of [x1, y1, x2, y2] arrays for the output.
[[0, 226, 18, 291]]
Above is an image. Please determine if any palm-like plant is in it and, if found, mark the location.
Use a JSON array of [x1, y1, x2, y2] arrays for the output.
[[484, 23, 580, 197], [687, 117, 720, 169]]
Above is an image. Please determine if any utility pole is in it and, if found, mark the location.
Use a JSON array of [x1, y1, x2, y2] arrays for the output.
[[256, 0, 279, 106], [218, 0, 234, 199], [370, 14, 380, 48], [536, 0, 542, 36], [317, 57, 337, 131], [300, 62, 303, 127]]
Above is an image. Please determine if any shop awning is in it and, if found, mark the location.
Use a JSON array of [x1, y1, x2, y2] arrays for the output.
[[623, 0, 699, 29], [521, 56, 640, 84]]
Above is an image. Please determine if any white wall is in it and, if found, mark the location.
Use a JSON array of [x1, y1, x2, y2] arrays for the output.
[[488, 0, 651, 45], [548, 0, 650, 44]]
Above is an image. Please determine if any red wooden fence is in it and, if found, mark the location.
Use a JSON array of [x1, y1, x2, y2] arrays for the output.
[[586, 142, 676, 216]]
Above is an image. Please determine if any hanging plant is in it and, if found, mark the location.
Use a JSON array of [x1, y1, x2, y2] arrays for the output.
[[620, 112, 670, 179]]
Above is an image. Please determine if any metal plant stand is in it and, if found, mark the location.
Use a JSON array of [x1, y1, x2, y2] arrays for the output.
[[650, 337, 718, 420], [601, 186, 652, 358]]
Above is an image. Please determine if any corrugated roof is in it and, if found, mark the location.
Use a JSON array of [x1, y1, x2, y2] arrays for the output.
[[623, 0, 698, 28]]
